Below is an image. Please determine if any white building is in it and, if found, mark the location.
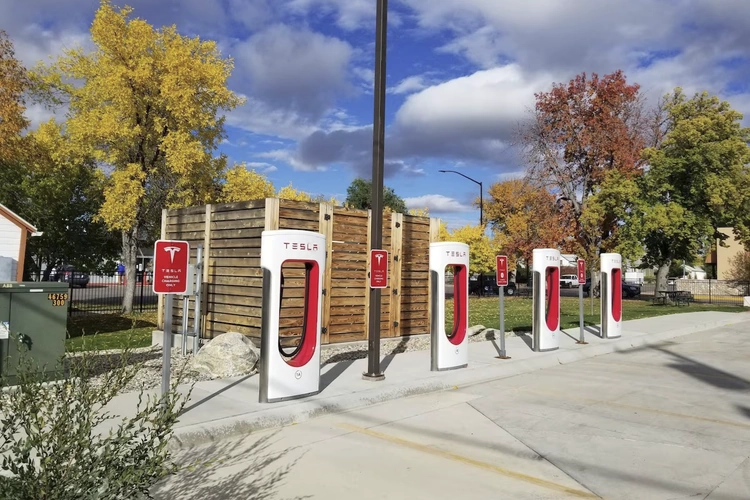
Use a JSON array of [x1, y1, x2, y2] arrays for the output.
[[0, 204, 37, 281]]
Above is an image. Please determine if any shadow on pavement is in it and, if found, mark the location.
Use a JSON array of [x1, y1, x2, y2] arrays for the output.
[[182, 373, 256, 414], [152, 431, 310, 500], [515, 332, 533, 351], [321, 359, 355, 391], [649, 345, 750, 392]]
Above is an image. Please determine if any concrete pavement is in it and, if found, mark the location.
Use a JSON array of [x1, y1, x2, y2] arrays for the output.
[[153, 318, 750, 500], [121, 310, 749, 448]]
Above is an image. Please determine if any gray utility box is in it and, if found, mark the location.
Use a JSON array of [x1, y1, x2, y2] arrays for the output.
[[0, 282, 69, 379]]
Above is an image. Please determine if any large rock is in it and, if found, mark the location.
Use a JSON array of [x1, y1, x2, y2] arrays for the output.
[[192, 332, 259, 378]]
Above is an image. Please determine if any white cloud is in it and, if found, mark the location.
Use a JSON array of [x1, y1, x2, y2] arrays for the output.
[[404, 194, 474, 213], [246, 162, 278, 173], [387, 76, 428, 95], [395, 64, 548, 142], [285, 0, 374, 30]]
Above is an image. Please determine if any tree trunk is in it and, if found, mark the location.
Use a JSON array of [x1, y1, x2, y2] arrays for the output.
[[121, 227, 139, 314], [655, 261, 671, 303]]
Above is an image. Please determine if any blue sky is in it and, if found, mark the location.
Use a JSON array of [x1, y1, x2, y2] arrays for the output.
[[3, 0, 750, 229]]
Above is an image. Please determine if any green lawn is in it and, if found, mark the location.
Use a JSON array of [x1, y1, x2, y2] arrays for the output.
[[450, 296, 743, 332], [63, 297, 743, 353], [66, 312, 156, 352]]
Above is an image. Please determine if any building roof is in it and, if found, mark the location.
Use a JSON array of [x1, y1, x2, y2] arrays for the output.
[[0, 203, 37, 233]]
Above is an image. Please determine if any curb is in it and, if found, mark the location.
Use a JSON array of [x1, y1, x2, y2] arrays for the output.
[[169, 314, 749, 449]]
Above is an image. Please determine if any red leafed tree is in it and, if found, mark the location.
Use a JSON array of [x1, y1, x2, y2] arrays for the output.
[[520, 70, 647, 262], [484, 179, 572, 272]]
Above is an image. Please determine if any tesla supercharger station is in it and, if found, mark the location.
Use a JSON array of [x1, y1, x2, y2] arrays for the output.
[[600, 253, 623, 339], [430, 242, 469, 371], [259, 230, 326, 403], [532, 248, 561, 352]]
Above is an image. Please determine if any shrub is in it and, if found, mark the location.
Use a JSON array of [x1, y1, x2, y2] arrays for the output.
[[727, 251, 750, 282], [0, 338, 192, 500]]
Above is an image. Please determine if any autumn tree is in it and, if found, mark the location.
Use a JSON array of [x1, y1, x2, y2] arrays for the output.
[[32, 1, 243, 312], [345, 178, 408, 213], [520, 70, 646, 266], [629, 89, 750, 293], [221, 164, 275, 202], [484, 179, 569, 275], [0, 30, 28, 164], [5, 122, 120, 278], [277, 183, 313, 202]]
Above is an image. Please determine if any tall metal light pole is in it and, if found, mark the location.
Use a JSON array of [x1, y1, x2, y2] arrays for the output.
[[363, 0, 388, 382], [439, 170, 484, 293]]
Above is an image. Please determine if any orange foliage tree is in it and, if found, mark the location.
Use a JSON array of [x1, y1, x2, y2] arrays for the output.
[[520, 70, 646, 262], [484, 179, 571, 272]]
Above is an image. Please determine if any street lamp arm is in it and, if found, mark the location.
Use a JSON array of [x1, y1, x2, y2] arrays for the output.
[[438, 170, 482, 187]]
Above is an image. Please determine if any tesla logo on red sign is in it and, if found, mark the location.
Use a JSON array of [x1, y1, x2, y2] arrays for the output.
[[153, 240, 190, 294], [577, 259, 586, 285], [370, 250, 388, 289], [283, 242, 319, 251], [496, 255, 509, 286]]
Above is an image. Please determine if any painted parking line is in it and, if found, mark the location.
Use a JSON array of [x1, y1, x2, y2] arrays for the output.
[[338, 423, 599, 499]]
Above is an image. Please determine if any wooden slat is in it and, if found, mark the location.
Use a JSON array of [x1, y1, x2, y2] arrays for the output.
[[211, 208, 265, 222], [212, 199, 267, 213], [265, 197, 279, 231]]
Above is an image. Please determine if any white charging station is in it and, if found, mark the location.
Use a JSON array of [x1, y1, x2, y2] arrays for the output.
[[259, 229, 326, 403], [430, 242, 470, 371], [600, 253, 622, 339], [532, 248, 561, 352]]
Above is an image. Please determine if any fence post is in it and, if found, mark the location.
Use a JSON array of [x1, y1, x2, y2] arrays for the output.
[[389, 212, 403, 339], [709, 279, 712, 304], [202, 204, 212, 340], [318, 202, 334, 344]]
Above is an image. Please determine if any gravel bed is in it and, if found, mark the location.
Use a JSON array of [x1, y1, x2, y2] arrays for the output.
[[66, 326, 500, 392], [65, 346, 215, 394]]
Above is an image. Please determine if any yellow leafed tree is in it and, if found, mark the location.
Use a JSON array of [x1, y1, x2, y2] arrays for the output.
[[0, 30, 29, 163], [221, 164, 275, 202], [31, 1, 243, 312], [277, 183, 313, 202], [446, 224, 496, 274]]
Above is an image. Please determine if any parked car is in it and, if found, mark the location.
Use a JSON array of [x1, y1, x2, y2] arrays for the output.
[[50, 265, 90, 288], [560, 274, 579, 288], [583, 278, 641, 298], [469, 275, 517, 296]]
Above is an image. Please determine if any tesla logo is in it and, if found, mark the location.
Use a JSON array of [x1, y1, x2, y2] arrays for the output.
[[375, 253, 384, 265], [163, 246, 181, 263], [446, 251, 467, 258], [283, 242, 319, 251]]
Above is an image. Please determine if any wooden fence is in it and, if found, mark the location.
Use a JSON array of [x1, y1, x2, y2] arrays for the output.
[[160, 198, 440, 345]]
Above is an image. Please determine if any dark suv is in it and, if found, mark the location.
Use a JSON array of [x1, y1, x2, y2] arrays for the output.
[[469, 275, 517, 296], [583, 278, 641, 298], [49, 265, 90, 288]]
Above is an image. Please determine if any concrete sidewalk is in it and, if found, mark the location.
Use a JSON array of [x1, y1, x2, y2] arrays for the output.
[[114, 311, 749, 448]]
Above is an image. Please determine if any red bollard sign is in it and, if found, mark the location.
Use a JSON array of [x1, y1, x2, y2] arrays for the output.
[[370, 250, 388, 289], [153, 240, 190, 294], [496, 255, 509, 286], [577, 259, 586, 285]]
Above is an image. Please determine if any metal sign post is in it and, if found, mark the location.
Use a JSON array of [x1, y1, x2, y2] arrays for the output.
[[161, 293, 173, 398], [496, 255, 510, 359], [153, 239, 190, 399], [193, 244, 203, 355], [577, 259, 588, 345]]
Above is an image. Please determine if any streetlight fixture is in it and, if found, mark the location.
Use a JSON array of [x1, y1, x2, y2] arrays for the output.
[[438, 170, 483, 226], [439, 169, 485, 295]]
